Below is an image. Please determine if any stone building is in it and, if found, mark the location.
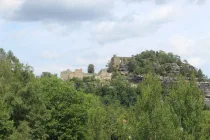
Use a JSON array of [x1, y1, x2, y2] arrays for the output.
[[60, 69, 94, 81], [110, 55, 131, 69], [96, 69, 112, 81], [60, 68, 112, 81], [108, 55, 131, 73]]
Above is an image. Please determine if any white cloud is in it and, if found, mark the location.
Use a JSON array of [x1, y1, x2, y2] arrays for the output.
[[123, 0, 206, 5], [9, 0, 113, 22], [158, 34, 210, 72], [94, 4, 178, 44], [149, 5, 175, 20], [0, 0, 24, 17], [41, 51, 59, 59], [168, 35, 195, 56], [1, 0, 210, 77], [34, 63, 75, 76], [188, 57, 206, 67], [123, 0, 172, 4], [76, 57, 108, 66], [190, 0, 206, 5]]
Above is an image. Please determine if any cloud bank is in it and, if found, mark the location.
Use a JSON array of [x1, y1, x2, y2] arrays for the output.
[[0, 0, 209, 76], [9, 0, 113, 22]]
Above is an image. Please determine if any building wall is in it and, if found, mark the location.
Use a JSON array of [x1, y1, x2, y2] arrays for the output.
[[60, 69, 72, 81], [60, 55, 131, 81], [69, 69, 84, 79], [97, 69, 112, 81], [111, 55, 131, 69], [61, 68, 112, 81], [61, 69, 96, 81]]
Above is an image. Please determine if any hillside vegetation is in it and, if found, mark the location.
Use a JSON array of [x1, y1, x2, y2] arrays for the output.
[[129, 50, 204, 78], [107, 50, 205, 82], [0, 48, 210, 140]]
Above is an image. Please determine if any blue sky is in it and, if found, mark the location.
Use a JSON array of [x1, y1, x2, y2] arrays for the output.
[[0, 0, 210, 77]]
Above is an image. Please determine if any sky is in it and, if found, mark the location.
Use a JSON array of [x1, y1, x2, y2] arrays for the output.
[[0, 0, 210, 77]]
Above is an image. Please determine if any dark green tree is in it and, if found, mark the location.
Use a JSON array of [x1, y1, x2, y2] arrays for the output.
[[0, 100, 13, 139], [88, 64, 95, 73], [38, 77, 90, 140], [133, 74, 180, 139], [41, 72, 57, 78], [197, 69, 204, 82], [166, 75, 204, 139], [0, 48, 209, 140]]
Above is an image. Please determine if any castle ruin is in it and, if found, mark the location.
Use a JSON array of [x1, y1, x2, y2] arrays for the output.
[[107, 55, 132, 75], [60, 69, 94, 81], [60, 68, 112, 81], [60, 55, 132, 81], [109, 55, 131, 70], [96, 69, 112, 81]]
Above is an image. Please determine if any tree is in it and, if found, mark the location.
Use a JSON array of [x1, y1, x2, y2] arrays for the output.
[[0, 100, 13, 139], [41, 72, 57, 78], [1, 47, 210, 139], [88, 64, 95, 73], [87, 96, 108, 140], [199, 111, 210, 139], [197, 69, 204, 82], [9, 121, 31, 140], [166, 75, 204, 139], [133, 74, 180, 139], [38, 77, 90, 139], [183, 59, 188, 64]]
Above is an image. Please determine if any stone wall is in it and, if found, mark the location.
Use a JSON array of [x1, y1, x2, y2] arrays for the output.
[[60, 68, 112, 81], [60, 69, 71, 81], [111, 55, 131, 69], [198, 82, 210, 96], [97, 69, 112, 81], [60, 69, 94, 80]]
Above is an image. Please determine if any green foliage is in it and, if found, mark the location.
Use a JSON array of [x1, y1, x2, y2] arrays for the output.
[[127, 50, 202, 79], [132, 74, 180, 139], [88, 64, 95, 73], [35, 77, 89, 140], [166, 75, 204, 139], [0, 100, 13, 139], [41, 72, 57, 78], [197, 69, 204, 82], [199, 111, 210, 139], [0, 48, 209, 140], [87, 96, 109, 140], [9, 121, 31, 140]]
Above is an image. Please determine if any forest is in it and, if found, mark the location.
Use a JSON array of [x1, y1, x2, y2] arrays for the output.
[[0, 48, 210, 140]]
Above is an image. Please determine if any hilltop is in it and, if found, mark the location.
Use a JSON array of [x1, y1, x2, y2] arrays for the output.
[[107, 50, 206, 80]]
